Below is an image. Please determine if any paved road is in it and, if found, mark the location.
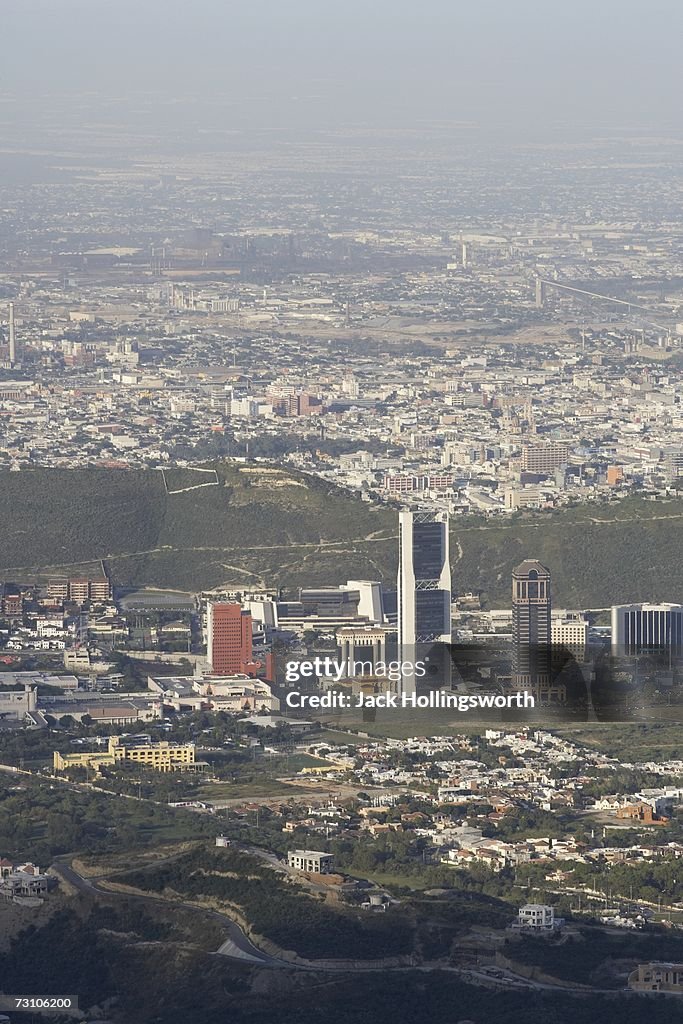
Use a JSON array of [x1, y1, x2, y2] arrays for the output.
[[51, 859, 413, 975], [52, 860, 286, 968], [45, 862, 640, 991]]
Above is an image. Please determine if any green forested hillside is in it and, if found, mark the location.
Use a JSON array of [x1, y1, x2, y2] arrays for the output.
[[0, 463, 395, 593], [0, 465, 681, 606], [452, 497, 683, 608]]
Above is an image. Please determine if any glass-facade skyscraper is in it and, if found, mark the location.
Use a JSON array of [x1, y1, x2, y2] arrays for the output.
[[398, 510, 451, 691]]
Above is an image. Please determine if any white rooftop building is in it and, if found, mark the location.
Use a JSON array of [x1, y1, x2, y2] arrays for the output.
[[511, 903, 563, 932]]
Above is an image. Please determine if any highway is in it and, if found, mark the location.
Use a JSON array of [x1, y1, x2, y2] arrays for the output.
[[538, 278, 673, 332]]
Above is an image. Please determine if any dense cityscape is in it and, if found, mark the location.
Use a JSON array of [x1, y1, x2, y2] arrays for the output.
[[2, 134, 683, 518]]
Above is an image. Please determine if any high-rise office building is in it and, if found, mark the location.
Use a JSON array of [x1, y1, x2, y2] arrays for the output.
[[521, 443, 569, 474], [398, 511, 451, 690], [207, 602, 253, 676], [398, 510, 451, 646], [512, 560, 552, 692], [663, 448, 683, 483], [551, 610, 588, 661], [611, 603, 683, 656]]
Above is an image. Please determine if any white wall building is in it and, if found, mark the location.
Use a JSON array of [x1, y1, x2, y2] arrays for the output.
[[287, 849, 334, 874], [611, 603, 683, 654], [511, 904, 562, 932]]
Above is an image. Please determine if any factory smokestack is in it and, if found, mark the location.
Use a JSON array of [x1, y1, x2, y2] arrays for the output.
[[8, 303, 16, 366]]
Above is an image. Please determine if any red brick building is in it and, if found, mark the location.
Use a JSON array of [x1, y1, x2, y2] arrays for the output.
[[207, 602, 254, 676]]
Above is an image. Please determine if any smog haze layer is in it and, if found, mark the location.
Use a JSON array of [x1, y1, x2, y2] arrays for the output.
[[1, 0, 682, 147]]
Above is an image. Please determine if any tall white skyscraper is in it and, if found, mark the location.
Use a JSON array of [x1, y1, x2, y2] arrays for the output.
[[398, 510, 451, 691]]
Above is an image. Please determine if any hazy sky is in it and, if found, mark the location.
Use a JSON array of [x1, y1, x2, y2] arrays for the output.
[[2, 0, 682, 135]]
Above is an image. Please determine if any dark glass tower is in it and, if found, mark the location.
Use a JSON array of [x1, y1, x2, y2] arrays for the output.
[[398, 510, 451, 692]]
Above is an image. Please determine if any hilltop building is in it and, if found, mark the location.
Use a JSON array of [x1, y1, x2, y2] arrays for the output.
[[629, 963, 683, 993], [287, 850, 334, 874], [511, 904, 563, 932]]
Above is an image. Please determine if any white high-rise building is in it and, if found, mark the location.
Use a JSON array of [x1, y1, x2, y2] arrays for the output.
[[551, 610, 588, 660]]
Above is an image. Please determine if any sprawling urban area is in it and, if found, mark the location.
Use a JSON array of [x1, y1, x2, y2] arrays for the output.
[[1, 70, 683, 1024]]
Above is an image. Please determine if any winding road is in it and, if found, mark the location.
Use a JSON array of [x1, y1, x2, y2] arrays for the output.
[[52, 859, 286, 968]]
